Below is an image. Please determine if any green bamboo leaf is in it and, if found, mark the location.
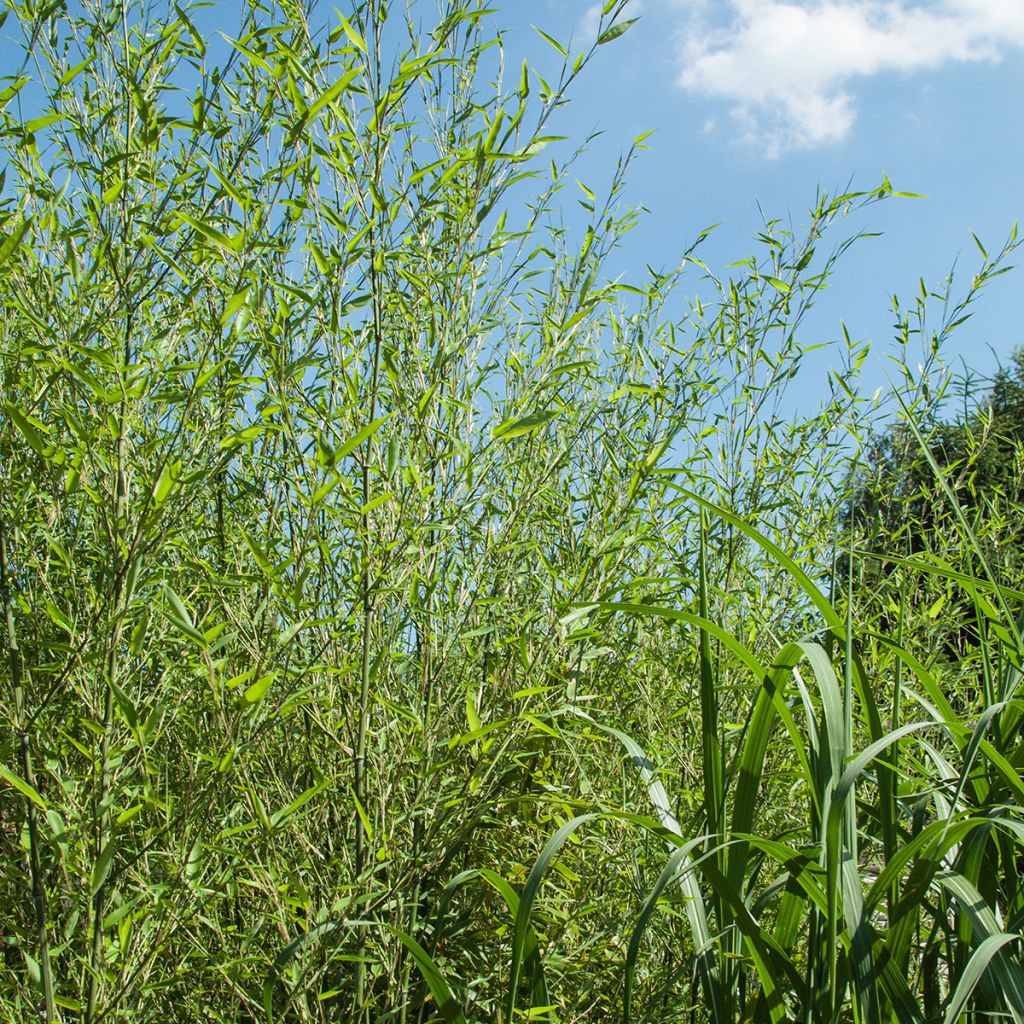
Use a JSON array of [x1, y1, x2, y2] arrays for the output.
[[334, 11, 367, 53], [129, 608, 149, 658], [23, 950, 40, 986], [383, 926, 466, 1024], [91, 836, 115, 897], [0, 215, 30, 264], [162, 586, 207, 645], [0, 75, 29, 107], [351, 787, 373, 842], [270, 777, 328, 828], [335, 415, 389, 460], [164, 586, 193, 628], [109, 676, 138, 729], [360, 491, 393, 515], [311, 475, 341, 505], [243, 672, 277, 705], [493, 409, 558, 440], [513, 135, 564, 160], [307, 66, 361, 119], [6, 402, 49, 455], [44, 599, 73, 634], [102, 178, 124, 205], [173, 3, 206, 57], [0, 764, 47, 809], [179, 212, 235, 252], [152, 460, 180, 506], [220, 285, 251, 324], [240, 526, 276, 577], [277, 621, 303, 647], [532, 27, 566, 56], [25, 112, 62, 132], [597, 18, 638, 44], [220, 424, 264, 449]]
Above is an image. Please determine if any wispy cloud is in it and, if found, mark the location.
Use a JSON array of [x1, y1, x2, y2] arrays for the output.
[[674, 0, 1024, 156]]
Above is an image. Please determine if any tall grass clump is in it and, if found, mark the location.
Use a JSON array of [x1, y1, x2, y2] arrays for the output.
[[1, 0, 1022, 1021]]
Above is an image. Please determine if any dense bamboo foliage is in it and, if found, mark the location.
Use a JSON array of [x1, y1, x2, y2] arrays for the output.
[[1, 1, 1022, 1022]]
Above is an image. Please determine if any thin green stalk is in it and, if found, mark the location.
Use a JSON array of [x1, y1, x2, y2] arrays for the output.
[[352, 289, 381, 1020], [696, 513, 731, 1009], [884, 545, 909, 920], [402, 527, 437, 1024], [88, 19, 133, 1010], [354, 9, 387, 1016], [0, 515, 57, 1023], [85, 340, 131, 1024]]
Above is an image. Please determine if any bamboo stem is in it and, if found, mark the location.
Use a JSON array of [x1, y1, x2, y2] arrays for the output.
[[0, 515, 57, 1023]]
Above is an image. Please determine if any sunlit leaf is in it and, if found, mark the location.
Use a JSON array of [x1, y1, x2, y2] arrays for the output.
[[597, 18, 638, 44], [0, 764, 47, 809], [493, 409, 559, 439]]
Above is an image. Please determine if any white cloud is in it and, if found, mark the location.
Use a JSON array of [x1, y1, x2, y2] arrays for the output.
[[674, 0, 1024, 156], [580, 3, 604, 45]]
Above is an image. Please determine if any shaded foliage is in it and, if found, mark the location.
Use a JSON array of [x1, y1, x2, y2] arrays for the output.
[[841, 349, 1024, 661]]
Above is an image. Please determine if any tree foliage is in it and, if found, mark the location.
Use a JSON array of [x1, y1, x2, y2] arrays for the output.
[[843, 348, 1024, 664]]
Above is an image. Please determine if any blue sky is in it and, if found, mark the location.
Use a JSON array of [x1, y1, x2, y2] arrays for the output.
[[496, 0, 1024, 412]]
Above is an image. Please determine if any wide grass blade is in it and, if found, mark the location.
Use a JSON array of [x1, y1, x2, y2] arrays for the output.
[[570, 714, 725, 1024], [942, 933, 1023, 1024], [506, 814, 601, 1022]]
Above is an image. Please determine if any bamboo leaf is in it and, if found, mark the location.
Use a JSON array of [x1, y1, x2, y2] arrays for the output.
[[270, 777, 328, 828], [44, 599, 73, 634], [0, 764, 47, 809], [336, 415, 389, 460], [91, 836, 116, 897], [335, 11, 368, 53], [383, 926, 466, 1024], [162, 586, 207, 645], [0, 215, 30, 264], [597, 18, 638, 44], [243, 673, 277, 705], [0, 75, 29, 107], [493, 409, 558, 440], [306, 66, 361, 120], [532, 27, 566, 56], [6, 403, 49, 455]]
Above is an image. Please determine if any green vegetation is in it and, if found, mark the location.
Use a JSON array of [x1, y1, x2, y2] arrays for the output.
[[0, 1, 1021, 1022], [844, 349, 1024, 666]]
